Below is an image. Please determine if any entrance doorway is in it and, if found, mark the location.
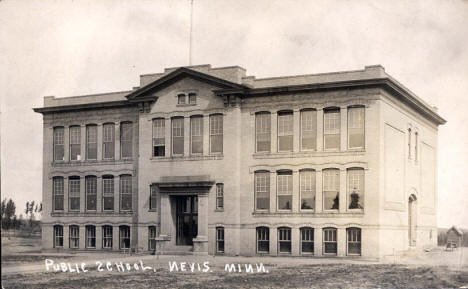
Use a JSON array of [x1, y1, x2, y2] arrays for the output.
[[408, 194, 417, 247], [175, 196, 198, 246]]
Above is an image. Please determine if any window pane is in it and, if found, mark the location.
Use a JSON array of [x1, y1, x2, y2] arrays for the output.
[[120, 122, 132, 158], [103, 226, 113, 249], [150, 186, 157, 210], [69, 226, 79, 248], [191, 116, 203, 154], [257, 227, 269, 253], [53, 127, 64, 161], [103, 176, 114, 211], [172, 118, 184, 155], [348, 169, 364, 209], [86, 226, 96, 248], [301, 110, 317, 150], [189, 93, 196, 104], [178, 94, 186, 104], [255, 172, 270, 210], [86, 125, 97, 160], [324, 110, 340, 150], [348, 107, 364, 148], [216, 184, 224, 210], [103, 123, 115, 159], [120, 226, 130, 249], [256, 113, 271, 152], [277, 172, 292, 210]]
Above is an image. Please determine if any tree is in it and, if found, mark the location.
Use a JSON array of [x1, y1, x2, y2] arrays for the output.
[[1, 198, 6, 228], [5, 199, 16, 229]]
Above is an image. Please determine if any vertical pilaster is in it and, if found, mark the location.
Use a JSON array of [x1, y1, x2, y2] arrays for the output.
[[64, 177, 69, 212], [315, 169, 323, 213], [63, 225, 69, 249], [314, 227, 323, 256], [270, 227, 277, 256], [293, 109, 300, 152], [64, 126, 70, 161], [292, 170, 299, 212], [159, 194, 171, 237], [80, 176, 85, 213], [79, 225, 86, 249], [203, 115, 210, 155], [165, 118, 171, 157], [339, 169, 347, 213], [317, 108, 324, 151], [340, 106, 348, 151], [196, 194, 209, 241], [269, 171, 277, 212], [113, 225, 120, 250], [114, 175, 120, 212], [80, 125, 86, 161], [96, 176, 102, 212], [97, 123, 103, 160], [291, 227, 300, 256], [96, 226, 102, 250], [338, 227, 347, 256], [115, 122, 120, 160], [271, 112, 277, 153], [184, 117, 190, 156]]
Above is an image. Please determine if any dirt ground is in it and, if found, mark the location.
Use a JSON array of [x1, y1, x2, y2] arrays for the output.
[[2, 236, 468, 289]]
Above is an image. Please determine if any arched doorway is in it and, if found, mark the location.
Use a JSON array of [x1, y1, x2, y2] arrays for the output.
[[408, 194, 417, 247]]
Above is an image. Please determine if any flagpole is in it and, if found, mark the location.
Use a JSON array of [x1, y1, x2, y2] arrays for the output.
[[189, 0, 194, 66]]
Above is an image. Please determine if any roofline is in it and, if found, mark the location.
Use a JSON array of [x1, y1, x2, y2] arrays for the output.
[[33, 100, 134, 114]]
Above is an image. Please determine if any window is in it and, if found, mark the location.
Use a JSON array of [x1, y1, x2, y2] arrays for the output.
[[148, 226, 157, 251], [103, 123, 115, 159], [53, 127, 64, 161], [177, 94, 186, 104], [278, 227, 291, 254], [210, 114, 223, 154], [152, 118, 165, 157], [323, 169, 339, 210], [216, 183, 224, 210], [414, 132, 418, 162], [277, 111, 293, 151], [85, 176, 97, 211], [348, 168, 364, 210], [53, 177, 64, 211], [300, 227, 314, 254], [69, 126, 81, 161], [119, 226, 130, 249], [120, 122, 133, 158], [347, 228, 361, 255], [69, 176, 80, 211], [86, 225, 96, 248], [255, 112, 271, 152], [102, 225, 113, 249], [300, 170, 315, 210], [324, 108, 340, 150], [348, 106, 364, 149], [255, 171, 270, 210], [408, 128, 412, 159], [120, 175, 132, 211], [216, 227, 225, 253], [86, 125, 97, 160], [301, 109, 317, 150], [172, 117, 184, 155], [323, 227, 337, 255], [189, 92, 196, 104], [256, 227, 269, 253], [102, 175, 114, 211], [277, 170, 292, 211], [69, 225, 79, 249], [149, 185, 157, 211], [53, 225, 63, 248], [191, 116, 203, 154]]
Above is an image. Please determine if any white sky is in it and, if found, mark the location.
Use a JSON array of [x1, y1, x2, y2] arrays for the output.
[[1, 0, 467, 227]]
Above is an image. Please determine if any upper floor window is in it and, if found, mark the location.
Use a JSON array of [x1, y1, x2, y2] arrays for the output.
[[324, 108, 340, 150], [216, 227, 225, 253], [255, 171, 270, 211], [53, 127, 64, 161], [103, 123, 115, 159], [191, 116, 203, 154], [347, 168, 364, 210], [301, 109, 317, 151], [120, 122, 133, 159], [53, 225, 63, 248], [278, 227, 292, 254], [86, 125, 97, 160], [172, 117, 184, 155], [69, 176, 80, 211], [188, 92, 197, 104], [149, 185, 157, 211], [53, 177, 64, 211], [323, 169, 339, 210], [177, 94, 186, 104], [69, 126, 81, 161], [300, 170, 315, 211], [277, 170, 292, 211], [152, 118, 165, 157], [120, 175, 132, 211], [85, 176, 97, 211], [348, 106, 365, 149], [216, 183, 224, 210], [210, 114, 223, 154], [277, 111, 293, 152], [255, 112, 271, 152], [102, 175, 114, 211]]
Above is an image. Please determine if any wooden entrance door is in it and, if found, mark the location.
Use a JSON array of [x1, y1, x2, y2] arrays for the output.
[[176, 196, 198, 246]]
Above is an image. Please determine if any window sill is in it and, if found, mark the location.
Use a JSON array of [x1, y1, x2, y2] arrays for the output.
[[148, 210, 157, 212], [253, 150, 365, 159], [176, 104, 197, 107], [252, 211, 364, 217], [51, 159, 133, 167], [214, 209, 224, 212], [150, 155, 224, 162], [51, 211, 133, 217]]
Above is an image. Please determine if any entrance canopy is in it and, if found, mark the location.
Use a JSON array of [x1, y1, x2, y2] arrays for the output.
[[154, 175, 215, 194]]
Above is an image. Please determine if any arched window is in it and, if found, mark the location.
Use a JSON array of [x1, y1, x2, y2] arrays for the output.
[[52, 177, 64, 211], [277, 170, 292, 211], [53, 127, 64, 161], [85, 176, 97, 211], [277, 227, 291, 254], [255, 171, 270, 211], [148, 226, 157, 251], [300, 169, 315, 211], [347, 168, 364, 210], [85, 225, 96, 248], [256, 227, 269, 253], [255, 112, 271, 152], [301, 109, 317, 151], [277, 110, 293, 152], [300, 227, 314, 254], [347, 227, 361, 255], [53, 225, 63, 248], [69, 225, 79, 249], [119, 225, 130, 249], [152, 118, 165, 157], [323, 227, 337, 255], [86, 124, 97, 160], [102, 225, 113, 249], [323, 107, 340, 150], [216, 227, 225, 253]]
